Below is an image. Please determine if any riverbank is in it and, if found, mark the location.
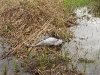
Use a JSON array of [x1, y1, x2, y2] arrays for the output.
[[0, 0, 83, 75]]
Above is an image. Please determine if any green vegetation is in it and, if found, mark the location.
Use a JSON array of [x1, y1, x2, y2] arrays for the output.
[[63, 0, 90, 11], [94, 59, 98, 69], [40, 50, 49, 67], [64, 33, 71, 43], [64, 51, 69, 68], [13, 61, 19, 73], [71, 61, 77, 70], [2, 25, 8, 33], [3, 64, 7, 75], [83, 62, 87, 72], [63, 0, 98, 12], [1, 41, 5, 47], [26, 49, 31, 57]]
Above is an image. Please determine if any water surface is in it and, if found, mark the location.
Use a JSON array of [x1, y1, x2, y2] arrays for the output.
[[63, 6, 100, 75], [0, 38, 30, 75]]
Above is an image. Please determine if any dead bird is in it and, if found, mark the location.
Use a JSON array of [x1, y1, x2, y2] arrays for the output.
[[26, 36, 65, 47]]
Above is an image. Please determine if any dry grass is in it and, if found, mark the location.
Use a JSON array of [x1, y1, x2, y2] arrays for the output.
[[0, 0, 81, 75], [0, 0, 77, 58]]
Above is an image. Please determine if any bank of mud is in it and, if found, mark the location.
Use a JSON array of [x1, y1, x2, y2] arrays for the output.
[[0, 0, 83, 75]]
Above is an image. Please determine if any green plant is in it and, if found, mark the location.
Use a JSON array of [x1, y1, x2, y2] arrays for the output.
[[40, 51, 48, 67], [13, 61, 19, 73], [26, 49, 30, 56], [34, 51, 39, 61], [63, 0, 90, 11], [96, 50, 100, 59], [1, 41, 5, 47], [64, 51, 69, 68], [3, 64, 7, 75], [65, 33, 70, 43], [2, 25, 8, 32], [60, 31, 71, 43], [94, 59, 98, 69], [83, 62, 87, 72]]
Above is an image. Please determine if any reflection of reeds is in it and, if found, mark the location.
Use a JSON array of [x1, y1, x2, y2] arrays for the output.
[[83, 61, 87, 72], [3, 64, 7, 75], [78, 58, 95, 63], [94, 59, 98, 69]]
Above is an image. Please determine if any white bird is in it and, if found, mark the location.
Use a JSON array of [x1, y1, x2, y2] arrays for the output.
[[26, 36, 65, 47]]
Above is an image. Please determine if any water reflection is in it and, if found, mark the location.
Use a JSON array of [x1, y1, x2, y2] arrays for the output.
[[0, 38, 30, 75], [63, 7, 100, 75]]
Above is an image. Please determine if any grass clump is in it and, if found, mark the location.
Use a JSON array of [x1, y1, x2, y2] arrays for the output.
[[64, 51, 69, 68], [83, 62, 87, 72], [63, 0, 99, 18], [13, 61, 19, 73], [40, 50, 49, 67], [22, 50, 84, 75], [63, 0, 90, 11]]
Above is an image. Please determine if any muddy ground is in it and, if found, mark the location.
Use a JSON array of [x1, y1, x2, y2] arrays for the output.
[[0, 0, 84, 75]]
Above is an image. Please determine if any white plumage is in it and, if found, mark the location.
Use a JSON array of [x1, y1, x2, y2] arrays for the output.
[[26, 36, 64, 47]]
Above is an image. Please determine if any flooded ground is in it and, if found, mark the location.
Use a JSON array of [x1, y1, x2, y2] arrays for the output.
[[0, 38, 30, 75], [62, 6, 100, 75]]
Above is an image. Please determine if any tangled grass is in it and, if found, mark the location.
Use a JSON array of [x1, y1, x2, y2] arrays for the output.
[[0, 0, 77, 58], [0, 0, 83, 75]]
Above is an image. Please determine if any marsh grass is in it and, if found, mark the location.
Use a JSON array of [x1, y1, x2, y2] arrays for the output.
[[26, 49, 30, 57], [40, 51, 48, 67], [3, 64, 7, 75], [64, 51, 69, 68], [83, 62, 87, 72], [13, 61, 19, 73], [63, 0, 99, 17], [2, 26, 8, 33], [0, 0, 83, 75], [63, 0, 90, 11], [63, 0, 99, 11], [1, 40, 5, 47], [64, 33, 71, 43], [97, 49, 100, 57]]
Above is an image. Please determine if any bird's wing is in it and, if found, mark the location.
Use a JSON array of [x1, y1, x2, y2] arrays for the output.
[[44, 37, 63, 46], [42, 37, 58, 45], [39, 36, 49, 42]]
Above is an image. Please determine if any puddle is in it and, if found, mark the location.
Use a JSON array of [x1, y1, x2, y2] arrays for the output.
[[0, 38, 30, 75], [62, 7, 100, 75]]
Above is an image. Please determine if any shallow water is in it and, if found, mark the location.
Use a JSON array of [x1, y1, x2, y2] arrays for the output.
[[62, 6, 100, 75], [0, 38, 30, 75]]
